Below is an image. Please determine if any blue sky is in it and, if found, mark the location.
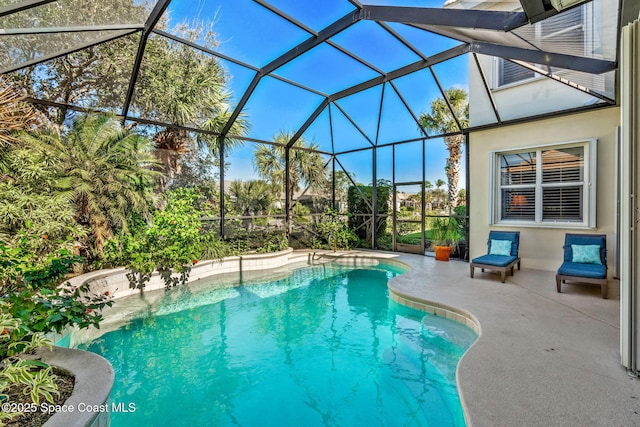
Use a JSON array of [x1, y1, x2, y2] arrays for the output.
[[165, 0, 468, 188]]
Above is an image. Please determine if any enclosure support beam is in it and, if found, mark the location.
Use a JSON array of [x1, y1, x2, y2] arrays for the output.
[[389, 81, 429, 137], [331, 44, 469, 102], [472, 53, 502, 124], [262, 11, 360, 75], [392, 145, 396, 252], [359, 5, 528, 31], [331, 102, 375, 147], [121, 0, 171, 120], [288, 98, 330, 148], [422, 140, 426, 252], [0, 30, 137, 74], [285, 147, 291, 242], [465, 133, 470, 259], [219, 136, 226, 239], [0, 0, 56, 18], [220, 10, 359, 143], [509, 59, 616, 104], [254, 0, 384, 76], [332, 156, 336, 211], [430, 66, 464, 132], [335, 156, 374, 213], [374, 83, 386, 145], [372, 148, 378, 249], [470, 41, 617, 75]]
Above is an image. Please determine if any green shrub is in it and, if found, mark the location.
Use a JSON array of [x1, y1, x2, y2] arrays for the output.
[[0, 312, 59, 425], [316, 209, 359, 251], [224, 230, 288, 255], [347, 182, 390, 242], [376, 232, 393, 250], [255, 230, 288, 253], [0, 237, 113, 425], [104, 188, 229, 290], [0, 238, 112, 337]]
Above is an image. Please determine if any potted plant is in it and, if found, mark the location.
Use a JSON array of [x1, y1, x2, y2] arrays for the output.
[[430, 217, 463, 261]]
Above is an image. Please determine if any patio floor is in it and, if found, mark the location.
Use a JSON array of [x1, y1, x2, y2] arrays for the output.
[[384, 252, 640, 426]]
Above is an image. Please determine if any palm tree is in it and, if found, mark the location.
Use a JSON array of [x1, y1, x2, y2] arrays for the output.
[[21, 114, 160, 256], [230, 180, 273, 230], [253, 132, 327, 221], [0, 78, 83, 253], [0, 77, 39, 147], [419, 88, 469, 211], [135, 36, 250, 189], [434, 178, 446, 210], [423, 180, 433, 208]]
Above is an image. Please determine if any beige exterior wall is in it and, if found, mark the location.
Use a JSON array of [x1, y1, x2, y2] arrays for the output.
[[468, 106, 620, 273]]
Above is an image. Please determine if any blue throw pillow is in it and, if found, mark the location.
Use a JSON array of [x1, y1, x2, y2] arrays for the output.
[[489, 239, 512, 256], [571, 244, 602, 265]]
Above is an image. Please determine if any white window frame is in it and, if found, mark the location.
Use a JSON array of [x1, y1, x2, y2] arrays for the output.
[[489, 139, 597, 228]]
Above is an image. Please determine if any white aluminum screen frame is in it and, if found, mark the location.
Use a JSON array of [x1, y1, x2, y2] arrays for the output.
[[620, 18, 640, 375]]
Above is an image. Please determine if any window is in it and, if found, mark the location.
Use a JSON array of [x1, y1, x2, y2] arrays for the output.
[[491, 140, 597, 228], [496, 5, 586, 87], [498, 60, 535, 86]]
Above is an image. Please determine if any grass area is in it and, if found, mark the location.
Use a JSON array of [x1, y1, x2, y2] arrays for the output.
[[396, 229, 434, 245]]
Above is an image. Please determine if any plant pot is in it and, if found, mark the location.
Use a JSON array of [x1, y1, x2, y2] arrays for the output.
[[434, 245, 452, 261]]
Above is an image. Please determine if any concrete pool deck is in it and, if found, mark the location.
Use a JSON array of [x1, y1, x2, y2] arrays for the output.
[[384, 252, 640, 427]]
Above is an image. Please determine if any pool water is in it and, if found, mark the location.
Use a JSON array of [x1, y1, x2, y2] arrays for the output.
[[78, 263, 477, 427]]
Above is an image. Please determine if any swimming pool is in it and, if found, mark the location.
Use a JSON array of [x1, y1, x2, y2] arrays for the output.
[[77, 262, 477, 426]]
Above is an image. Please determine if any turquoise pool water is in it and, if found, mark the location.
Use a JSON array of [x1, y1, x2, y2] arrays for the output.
[[78, 263, 477, 427]]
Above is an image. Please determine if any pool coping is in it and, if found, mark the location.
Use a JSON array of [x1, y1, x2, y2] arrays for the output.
[[39, 346, 113, 427]]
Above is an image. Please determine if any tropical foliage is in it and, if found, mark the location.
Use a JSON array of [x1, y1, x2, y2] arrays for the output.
[[419, 87, 469, 211], [347, 182, 391, 244], [315, 209, 359, 251], [0, 312, 58, 425], [430, 216, 463, 247], [3, 1, 249, 191], [137, 27, 250, 187], [0, 240, 112, 426], [0, 238, 112, 336], [1, 0, 153, 125], [17, 115, 159, 258], [104, 188, 227, 290], [253, 132, 327, 220], [230, 180, 273, 216], [0, 77, 40, 146]]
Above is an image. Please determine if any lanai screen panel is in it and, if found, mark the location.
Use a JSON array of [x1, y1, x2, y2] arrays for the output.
[[1, 0, 623, 142]]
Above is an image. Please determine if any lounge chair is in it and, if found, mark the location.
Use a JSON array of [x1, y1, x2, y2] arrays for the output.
[[556, 233, 608, 299], [470, 231, 521, 283]]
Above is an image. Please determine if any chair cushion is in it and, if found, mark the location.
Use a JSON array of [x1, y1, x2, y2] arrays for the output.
[[489, 239, 512, 256], [471, 254, 518, 267], [571, 244, 602, 265], [557, 262, 606, 279], [563, 234, 606, 263], [488, 231, 520, 257]]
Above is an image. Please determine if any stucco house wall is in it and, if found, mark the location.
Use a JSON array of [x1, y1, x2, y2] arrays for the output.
[[468, 106, 620, 273]]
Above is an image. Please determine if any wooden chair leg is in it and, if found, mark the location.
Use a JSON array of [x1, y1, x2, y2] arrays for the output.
[[556, 277, 561, 293], [501, 271, 506, 283], [601, 283, 608, 299], [470, 265, 475, 278]]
